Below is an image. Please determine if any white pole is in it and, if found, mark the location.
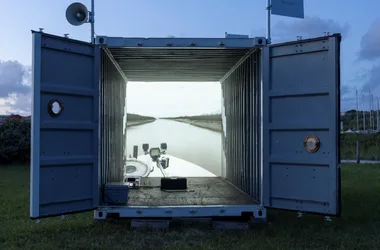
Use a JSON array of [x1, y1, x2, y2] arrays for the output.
[[362, 94, 366, 130], [266, 0, 271, 44], [372, 94, 375, 129], [376, 97, 380, 131], [90, 0, 95, 43], [370, 93, 372, 130], [356, 89, 359, 131], [369, 90, 372, 130]]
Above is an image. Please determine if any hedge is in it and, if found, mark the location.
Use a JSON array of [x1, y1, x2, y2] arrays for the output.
[[0, 116, 31, 164], [340, 132, 380, 160]]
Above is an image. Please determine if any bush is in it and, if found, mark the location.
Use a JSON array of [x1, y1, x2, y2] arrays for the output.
[[0, 116, 31, 164], [340, 133, 380, 160]]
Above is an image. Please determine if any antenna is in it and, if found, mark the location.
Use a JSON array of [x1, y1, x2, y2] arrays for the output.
[[356, 89, 359, 131], [362, 94, 366, 131], [266, 0, 271, 44], [372, 94, 375, 130], [376, 97, 380, 131], [369, 90, 372, 130], [65, 1, 95, 43], [90, 0, 95, 43]]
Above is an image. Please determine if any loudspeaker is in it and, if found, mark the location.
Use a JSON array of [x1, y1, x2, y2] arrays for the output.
[[65, 2, 89, 26]]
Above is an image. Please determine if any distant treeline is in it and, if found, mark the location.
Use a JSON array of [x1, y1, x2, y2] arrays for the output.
[[162, 110, 379, 130], [2, 113, 380, 164], [127, 113, 156, 121], [163, 114, 222, 122], [341, 109, 379, 131], [163, 110, 378, 131]]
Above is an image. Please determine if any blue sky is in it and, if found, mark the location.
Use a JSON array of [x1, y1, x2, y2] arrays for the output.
[[0, 0, 379, 116]]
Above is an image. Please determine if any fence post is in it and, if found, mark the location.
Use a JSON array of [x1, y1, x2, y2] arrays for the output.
[[356, 140, 360, 164]]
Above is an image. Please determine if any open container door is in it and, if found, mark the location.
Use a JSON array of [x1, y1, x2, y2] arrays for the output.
[[261, 34, 341, 216], [30, 32, 100, 219]]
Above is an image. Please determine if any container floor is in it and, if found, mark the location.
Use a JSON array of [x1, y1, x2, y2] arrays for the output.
[[127, 177, 258, 206]]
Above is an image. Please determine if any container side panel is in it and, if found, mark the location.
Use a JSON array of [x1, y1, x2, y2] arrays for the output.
[[221, 83, 227, 179], [261, 35, 341, 215], [30, 32, 100, 219], [254, 51, 262, 202], [99, 49, 127, 197], [221, 51, 261, 201]]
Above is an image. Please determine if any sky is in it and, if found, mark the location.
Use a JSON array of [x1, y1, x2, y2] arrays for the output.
[[0, 0, 379, 117]]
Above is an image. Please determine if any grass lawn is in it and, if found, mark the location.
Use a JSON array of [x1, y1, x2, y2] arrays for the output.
[[1, 164, 380, 249]]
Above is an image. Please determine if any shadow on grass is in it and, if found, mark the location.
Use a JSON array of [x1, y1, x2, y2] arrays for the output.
[[1, 164, 380, 249]]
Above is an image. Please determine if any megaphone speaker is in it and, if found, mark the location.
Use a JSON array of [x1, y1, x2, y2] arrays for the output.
[[66, 2, 89, 26]]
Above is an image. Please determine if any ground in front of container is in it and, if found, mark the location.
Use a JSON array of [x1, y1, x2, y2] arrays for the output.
[[1, 164, 380, 249]]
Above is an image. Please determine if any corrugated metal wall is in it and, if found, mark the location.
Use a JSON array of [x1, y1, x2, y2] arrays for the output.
[[101, 43, 262, 203], [221, 50, 261, 202], [100, 49, 127, 187]]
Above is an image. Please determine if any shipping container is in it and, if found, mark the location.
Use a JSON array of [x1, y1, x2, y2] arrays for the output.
[[30, 31, 341, 221]]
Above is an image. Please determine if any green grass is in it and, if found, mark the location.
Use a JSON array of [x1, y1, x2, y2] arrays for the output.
[[1, 164, 380, 249]]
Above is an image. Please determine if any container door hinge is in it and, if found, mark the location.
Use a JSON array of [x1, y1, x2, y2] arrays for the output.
[[253, 37, 267, 47], [96, 36, 108, 45]]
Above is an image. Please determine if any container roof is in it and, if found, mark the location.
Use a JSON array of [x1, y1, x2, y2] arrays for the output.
[[99, 37, 260, 82]]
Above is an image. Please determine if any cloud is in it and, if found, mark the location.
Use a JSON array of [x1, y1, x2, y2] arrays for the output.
[[0, 93, 31, 116], [360, 63, 380, 94], [272, 16, 350, 43], [342, 62, 380, 111], [0, 60, 31, 97], [0, 60, 31, 115], [341, 85, 354, 97], [357, 20, 380, 105], [358, 19, 380, 61], [340, 85, 358, 112]]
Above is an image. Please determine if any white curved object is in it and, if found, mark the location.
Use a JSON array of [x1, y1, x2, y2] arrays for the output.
[[124, 154, 216, 178], [124, 158, 151, 177]]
